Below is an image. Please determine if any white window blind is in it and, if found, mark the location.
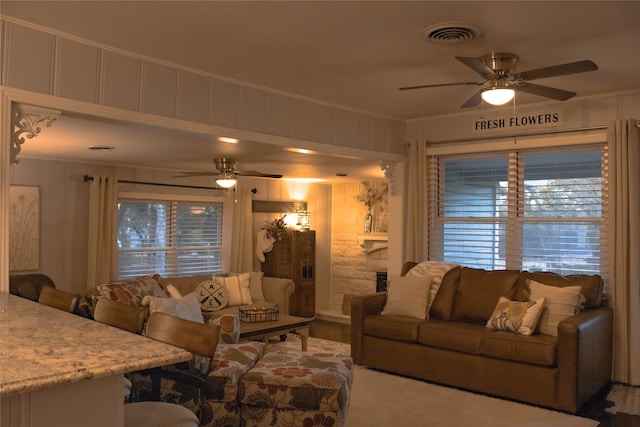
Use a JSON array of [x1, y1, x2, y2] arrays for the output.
[[429, 144, 608, 279], [117, 199, 223, 279]]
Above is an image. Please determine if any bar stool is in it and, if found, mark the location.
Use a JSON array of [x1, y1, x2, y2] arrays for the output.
[[124, 402, 199, 427], [95, 303, 218, 426], [38, 286, 81, 313], [93, 298, 148, 334]]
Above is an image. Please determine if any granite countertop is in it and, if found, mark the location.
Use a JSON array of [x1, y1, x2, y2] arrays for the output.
[[0, 293, 191, 397]]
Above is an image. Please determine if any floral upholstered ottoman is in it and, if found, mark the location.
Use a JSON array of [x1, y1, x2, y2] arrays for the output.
[[130, 341, 266, 427], [239, 350, 354, 427]]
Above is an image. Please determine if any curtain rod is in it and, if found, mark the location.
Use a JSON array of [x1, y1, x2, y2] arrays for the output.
[[83, 175, 224, 191], [428, 125, 609, 145]]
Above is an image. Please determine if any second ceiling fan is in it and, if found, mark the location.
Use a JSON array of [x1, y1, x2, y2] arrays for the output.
[[177, 158, 283, 187], [400, 52, 598, 108]]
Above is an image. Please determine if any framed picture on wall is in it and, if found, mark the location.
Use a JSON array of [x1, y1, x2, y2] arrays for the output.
[[9, 185, 40, 271]]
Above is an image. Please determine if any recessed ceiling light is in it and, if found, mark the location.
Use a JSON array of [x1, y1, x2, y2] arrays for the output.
[[284, 177, 326, 183], [88, 146, 114, 151], [286, 147, 314, 154], [219, 137, 238, 144]]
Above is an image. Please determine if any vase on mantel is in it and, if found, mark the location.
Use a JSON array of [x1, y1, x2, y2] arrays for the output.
[[364, 209, 373, 233]]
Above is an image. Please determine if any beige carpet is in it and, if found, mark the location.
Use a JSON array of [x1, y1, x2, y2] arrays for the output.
[[269, 335, 598, 427]]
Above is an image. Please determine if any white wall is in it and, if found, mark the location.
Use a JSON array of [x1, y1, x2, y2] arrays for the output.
[[406, 91, 640, 143], [8, 157, 333, 298]]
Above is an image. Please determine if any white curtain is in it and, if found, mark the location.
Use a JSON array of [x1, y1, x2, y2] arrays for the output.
[[404, 140, 427, 262], [230, 185, 253, 272], [86, 176, 118, 290], [608, 119, 640, 385]]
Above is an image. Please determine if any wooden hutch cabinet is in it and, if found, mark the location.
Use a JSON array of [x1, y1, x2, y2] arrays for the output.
[[262, 230, 315, 317]]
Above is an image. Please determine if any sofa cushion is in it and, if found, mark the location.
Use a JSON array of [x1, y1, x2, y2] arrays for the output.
[[481, 331, 558, 367], [363, 314, 423, 343], [529, 280, 583, 336], [485, 296, 546, 336], [428, 266, 462, 321], [450, 268, 521, 324], [405, 261, 458, 317], [209, 314, 241, 344], [142, 292, 204, 324], [417, 320, 487, 355], [215, 274, 252, 306], [97, 274, 171, 306], [521, 271, 603, 308], [381, 276, 430, 319], [250, 271, 266, 302]]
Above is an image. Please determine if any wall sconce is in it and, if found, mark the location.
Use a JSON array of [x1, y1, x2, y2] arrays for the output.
[[297, 210, 311, 230]]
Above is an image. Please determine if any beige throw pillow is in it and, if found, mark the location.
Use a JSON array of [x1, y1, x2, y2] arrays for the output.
[[141, 292, 204, 324], [405, 261, 458, 317], [381, 276, 430, 319], [217, 273, 252, 307], [529, 279, 582, 336], [486, 296, 546, 336]]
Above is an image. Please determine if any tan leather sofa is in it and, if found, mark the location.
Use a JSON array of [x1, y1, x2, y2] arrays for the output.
[[351, 263, 613, 413]]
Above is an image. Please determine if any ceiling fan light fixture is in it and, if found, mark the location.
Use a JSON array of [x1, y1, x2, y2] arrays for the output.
[[481, 84, 515, 105], [216, 177, 237, 188], [215, 170, 237, 188]]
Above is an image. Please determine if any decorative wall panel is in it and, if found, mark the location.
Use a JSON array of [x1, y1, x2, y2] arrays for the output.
[[141, 61, 177, 117], [210, 78, 240, 128], [58, 39, 100, 103], [6, 23, 55, 94], [239, 86, 267, 133], [177, 70, 210, 123], [102, 51, 141, 110]]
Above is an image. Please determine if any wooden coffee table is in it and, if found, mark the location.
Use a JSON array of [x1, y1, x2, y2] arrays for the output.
[[239, 315, 314, 351]]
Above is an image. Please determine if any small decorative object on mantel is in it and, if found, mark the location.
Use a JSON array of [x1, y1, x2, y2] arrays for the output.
[[354, 181, 388, 233], [256, 215, 293, 262]]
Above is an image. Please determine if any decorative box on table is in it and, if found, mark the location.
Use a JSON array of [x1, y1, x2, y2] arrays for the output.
[[239, 305, 279, 323]]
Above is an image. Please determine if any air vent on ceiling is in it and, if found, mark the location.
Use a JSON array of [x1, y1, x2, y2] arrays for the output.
[[422, 23, 481, 45]]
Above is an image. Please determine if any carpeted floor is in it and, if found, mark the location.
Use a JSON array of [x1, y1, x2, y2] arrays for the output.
[[268, 335, 639, 427]]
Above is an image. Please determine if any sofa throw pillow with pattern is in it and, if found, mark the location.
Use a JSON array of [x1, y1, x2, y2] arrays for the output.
[[97, 274, 171, 306], [209, 314, 241, 344], [216, 273, 252, 306], [486, 296, 546, 335], [529, 279, 583, 336], [381, 276, 430, 319]]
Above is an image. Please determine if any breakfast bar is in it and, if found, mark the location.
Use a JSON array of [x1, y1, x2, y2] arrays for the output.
[[0, 294, 191, 427]]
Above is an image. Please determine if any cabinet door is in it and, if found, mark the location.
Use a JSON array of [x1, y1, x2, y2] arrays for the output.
[[262, 234, 294, 279], [295, 284, 316, 317]]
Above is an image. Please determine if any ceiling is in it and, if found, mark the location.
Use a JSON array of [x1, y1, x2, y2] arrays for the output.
[[3, 1, 640, 183]]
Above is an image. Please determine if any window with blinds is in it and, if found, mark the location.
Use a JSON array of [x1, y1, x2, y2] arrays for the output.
[[117, 199, 224, 279], [429, 145, 607, 278]]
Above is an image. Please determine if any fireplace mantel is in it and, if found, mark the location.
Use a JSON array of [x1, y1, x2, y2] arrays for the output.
[[357, 233, 388, 254]]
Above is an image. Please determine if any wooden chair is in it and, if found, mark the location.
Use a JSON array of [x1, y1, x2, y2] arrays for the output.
[[127, 312, 220, 426], [145, 312, 220, 360], [93, 298, 148, 335], [38, 286, 81, 313]]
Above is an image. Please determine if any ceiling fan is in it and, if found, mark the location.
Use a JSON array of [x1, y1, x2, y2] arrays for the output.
[[400, 52, 598, 108], [176, 158, 283, 188]]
